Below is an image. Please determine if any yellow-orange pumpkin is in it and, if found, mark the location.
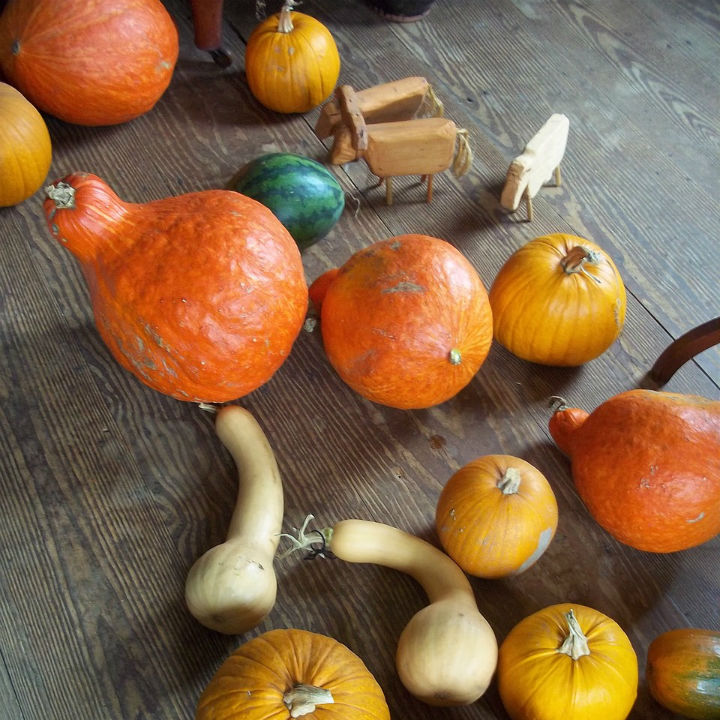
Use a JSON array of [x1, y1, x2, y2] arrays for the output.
[[311, 234, 493, 409], [196, 628, 390, 719], [435, 455, 558, 578], [489, 233, 626, 366], [245, 1, 340, 114], [0, 81, 51, 206], [498, 603, 638, 720], [0, 0, 178, 126]]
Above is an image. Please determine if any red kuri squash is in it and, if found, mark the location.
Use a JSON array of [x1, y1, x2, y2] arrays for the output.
[[549, 390, 720, 552], [311, 234, 493, 409], [0, 0, 178, 126], [43, 172, 308, 403]]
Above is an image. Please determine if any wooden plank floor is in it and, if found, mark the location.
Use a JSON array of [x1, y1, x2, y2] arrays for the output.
[[1, 0, 718, 718]]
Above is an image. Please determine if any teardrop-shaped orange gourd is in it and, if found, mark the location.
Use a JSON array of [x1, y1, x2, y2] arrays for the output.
[[43, 172, 308, 403], [549, 389, 720, 552]]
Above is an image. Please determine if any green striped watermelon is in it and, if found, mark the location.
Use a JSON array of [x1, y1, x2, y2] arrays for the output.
[[229, 153, 345, 251]]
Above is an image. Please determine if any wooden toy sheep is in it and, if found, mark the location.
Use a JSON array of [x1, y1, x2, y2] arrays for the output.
[[500, 113, 569, 221]]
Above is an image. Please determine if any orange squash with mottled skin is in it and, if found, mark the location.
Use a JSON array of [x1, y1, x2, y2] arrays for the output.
[[0, 0, 178, 126], [549, 389, 720, 552], [43, 172, 307, 403], [311, 234, 493, 409]]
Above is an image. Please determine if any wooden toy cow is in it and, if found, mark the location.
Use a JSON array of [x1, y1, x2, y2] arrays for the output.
[[320, 84, 471, 205]]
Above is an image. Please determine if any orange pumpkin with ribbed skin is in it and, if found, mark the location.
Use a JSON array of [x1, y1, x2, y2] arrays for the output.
[[245, 2, 340, 114], [43, 172, 307, 403], [646, 628, 720, 719], [313, 234, 493, 409], [0, 0, 178, 126], [435, 455, 558, 578], [489, 233, 626, 366], [196, 628, 390, 720], [498, 603, 638, 720], [549, 390, 720, 552], [0, 81, 51, 206]]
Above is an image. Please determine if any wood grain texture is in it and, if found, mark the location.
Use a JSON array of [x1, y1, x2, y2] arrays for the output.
[[0, 1, 718, 719]]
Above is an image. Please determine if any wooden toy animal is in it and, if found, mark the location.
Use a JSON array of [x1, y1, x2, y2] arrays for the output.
[[314, 76, 443, 139], [500, 113, 569, 221], [324, 85, 471, 205]]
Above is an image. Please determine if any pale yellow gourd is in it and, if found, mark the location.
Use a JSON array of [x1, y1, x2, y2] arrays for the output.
[[283, 517, 498, 706], [185, 406, 283, 634]]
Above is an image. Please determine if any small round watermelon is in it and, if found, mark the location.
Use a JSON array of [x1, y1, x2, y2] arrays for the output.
[[230, 153, 345, 250]]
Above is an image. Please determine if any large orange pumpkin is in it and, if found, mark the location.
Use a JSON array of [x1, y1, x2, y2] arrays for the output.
[[311, 234, 493, 409], [435, 455, 558, 578], [549, 390, 720, 552], [498, 603, 638, 720], [0, 81, 51, 206], [0, 0, 178, 126], [245, 1, 340, 114], [196, 628, 390, 719], [489, 233, 626, 366], [43, 172, 308, 403]]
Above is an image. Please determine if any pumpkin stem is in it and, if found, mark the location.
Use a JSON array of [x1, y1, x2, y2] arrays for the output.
[[549, 395, 568, 412], [278, 0, 300, 32], [561, 246, 600, 272], [497, 467, 521, 494], [557, 609, 591, 660], [283, 684, 334, 718], [45, 181, 76, 209]]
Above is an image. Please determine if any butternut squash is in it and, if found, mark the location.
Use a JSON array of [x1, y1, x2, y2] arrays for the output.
[[185, 405, 283, 634], [283, 516, 498, 706]]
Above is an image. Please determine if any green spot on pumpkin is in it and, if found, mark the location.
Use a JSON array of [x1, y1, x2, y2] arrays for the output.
[[449, 348, 462, 365]]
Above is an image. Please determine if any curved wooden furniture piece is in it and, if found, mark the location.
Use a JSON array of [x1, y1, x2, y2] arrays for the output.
[[190, 0, 232, 67], [649, 317, 720, 385]]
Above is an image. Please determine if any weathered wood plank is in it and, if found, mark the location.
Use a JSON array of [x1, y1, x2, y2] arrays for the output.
[[0, 1, 717, 720]]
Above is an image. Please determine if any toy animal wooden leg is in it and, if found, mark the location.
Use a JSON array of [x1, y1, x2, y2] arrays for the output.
[[524, 188, 533, 222], [385, 177, 394, 205], [649, 317, 720, 385], [190, 0, 231, 67]]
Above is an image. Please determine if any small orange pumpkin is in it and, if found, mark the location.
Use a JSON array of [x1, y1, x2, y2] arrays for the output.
[[549, 390, 720, 552], [311, 234, 493, 409], [498, 603, 638, 720], [245, 1, 340, 114], [0, 0, 178, 126], [489, 233, 626, 366], [646, 628, 720, 719], [195, 628, 390, 719], [435, 455, 558, 578], [0, 81, 51, 206]]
